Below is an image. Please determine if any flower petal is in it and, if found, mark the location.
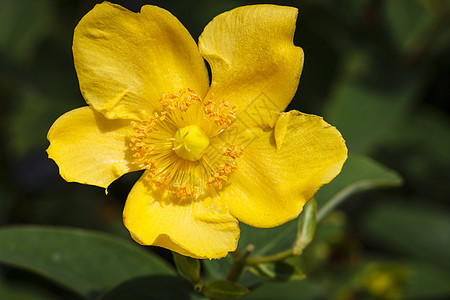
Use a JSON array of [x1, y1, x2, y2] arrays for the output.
[[222, 111, 347, 227], [123, 176, 240, 259], [73, 2, 209, 120], [47, 106, 138, 189], [198, 5, 304, 127]]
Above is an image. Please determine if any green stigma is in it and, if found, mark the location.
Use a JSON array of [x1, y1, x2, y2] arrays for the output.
[[173, 125, 210, 161]]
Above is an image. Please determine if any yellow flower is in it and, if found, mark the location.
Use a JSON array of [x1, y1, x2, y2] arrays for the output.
[[47, 2, 347, 259]]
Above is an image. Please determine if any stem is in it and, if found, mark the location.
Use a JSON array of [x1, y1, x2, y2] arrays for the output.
[[246, 248, 294, 266], [226, 244, 254, 282]]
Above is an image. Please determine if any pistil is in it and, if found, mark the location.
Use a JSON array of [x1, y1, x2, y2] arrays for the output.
[[173, 125, 210, 161]]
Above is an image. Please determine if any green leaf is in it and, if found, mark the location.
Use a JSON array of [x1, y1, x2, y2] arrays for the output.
[[203, 257, 263, 293], [238, 221, 297, 256], [244, 279, 326, 300], [324, 77, 419, 154], [0, 226, 174, 299], [202, 257, 233, 281], [98, 275, 203, 300], [293, 199, 316, 255], [361, 204, 450, 269], [249, 261, 305, 282], [0, 279, 53, 300], [172, 252, 202, 286], [315, 154, 402, 222], [202, 280, 248, 300]]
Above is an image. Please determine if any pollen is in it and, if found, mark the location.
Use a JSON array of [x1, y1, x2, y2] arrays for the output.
[[129, 88, 241, 198]]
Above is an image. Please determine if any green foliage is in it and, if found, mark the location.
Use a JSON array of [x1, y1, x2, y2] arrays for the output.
[[244, 279, 326, 300], [324, 77, 420, 154], [172, 252, 202, 288], [248, 261, 305, 282], [238, 220, 297, 257], [0, 280, 54, 300], [361, 203, 450, 269], [202, 280, 249, 300], [315, 154, 402, 219], [0, 226, 174, 298], [98, 276, 201, 300]]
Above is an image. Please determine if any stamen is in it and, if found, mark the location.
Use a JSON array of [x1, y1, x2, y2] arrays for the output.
[[129, 88, 243, 198], [203, 95, 237, 133]]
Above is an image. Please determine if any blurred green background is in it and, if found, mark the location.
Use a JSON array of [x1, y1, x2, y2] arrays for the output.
[[0, 0, 449, 299]]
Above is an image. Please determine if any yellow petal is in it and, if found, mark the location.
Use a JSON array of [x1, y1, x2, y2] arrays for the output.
[[123, 175, 239, 259], [73, 2, 209, 120], [47, 107, 138, 189], [198, 5, 304, 128], [222, 111, 347, 227]]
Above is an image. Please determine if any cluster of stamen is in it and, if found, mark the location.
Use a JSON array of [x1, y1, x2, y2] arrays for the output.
[[203, 95, 237, 130], [129, 88, 241, 198], [130, 118, 158, 172], [160, 88, 202, 115]]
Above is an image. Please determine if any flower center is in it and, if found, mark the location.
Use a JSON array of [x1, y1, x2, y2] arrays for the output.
[[173, 125, 210, 162], [129, 88, 243, 198]]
